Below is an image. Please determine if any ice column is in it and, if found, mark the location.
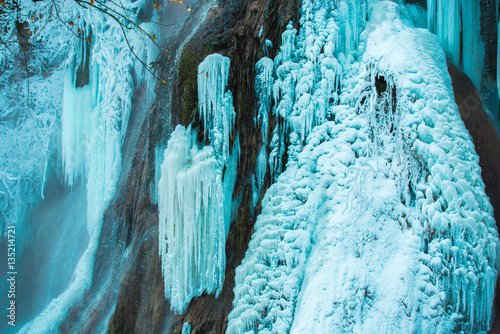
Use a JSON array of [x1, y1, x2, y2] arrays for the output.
[[158, 126, 226, 314], [61, 49, 97, 189], [255, 57, 274, 190], [159, 53, 237, 313]]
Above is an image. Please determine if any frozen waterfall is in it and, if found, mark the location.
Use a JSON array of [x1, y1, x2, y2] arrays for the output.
[[228, 1, 499, 333], [158, 54, 238, 314], [17, 1, 156, 332]]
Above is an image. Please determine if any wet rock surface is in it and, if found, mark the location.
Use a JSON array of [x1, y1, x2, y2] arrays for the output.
[[63, 0, 298, 332]]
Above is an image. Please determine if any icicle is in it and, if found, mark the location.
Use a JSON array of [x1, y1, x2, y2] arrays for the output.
[[255, 57, 274, 189], [158, 126, 226, 314], [461, 0, 484, 88], [61, 52, 98, 189], [158, 55, 238, 314], [197, 54, 235, 160], [427, 0, 484, 88], [182, 322, 191, 334], [264, 39, 273, 56], [426, 0, 461, 66]]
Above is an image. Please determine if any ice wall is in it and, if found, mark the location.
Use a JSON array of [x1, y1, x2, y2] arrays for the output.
[[228, 1, 499, 333], [427, 0, 484, 90], [158, 53, 237, 314], [19, 1, 156, 332]]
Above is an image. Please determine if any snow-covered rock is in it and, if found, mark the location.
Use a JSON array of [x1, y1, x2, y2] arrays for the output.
[[228, 1, 499, 333]]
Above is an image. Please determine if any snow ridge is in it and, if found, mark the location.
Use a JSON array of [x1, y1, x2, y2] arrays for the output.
[[228, 1, 499, 333]]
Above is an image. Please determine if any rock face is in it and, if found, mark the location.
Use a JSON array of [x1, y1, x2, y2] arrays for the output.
[[62, 0, 298, 332], [61, 1, 500, 333]]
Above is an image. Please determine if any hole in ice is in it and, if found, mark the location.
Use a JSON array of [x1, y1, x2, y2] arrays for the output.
[[375, 75, 387, 95]]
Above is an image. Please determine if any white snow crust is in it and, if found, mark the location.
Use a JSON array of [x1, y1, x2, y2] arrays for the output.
[[228, 1, 499, 333]]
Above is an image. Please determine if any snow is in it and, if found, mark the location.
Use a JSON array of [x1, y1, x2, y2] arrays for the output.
[[158, 53, 238, 313], [228, 1, 499, 333]]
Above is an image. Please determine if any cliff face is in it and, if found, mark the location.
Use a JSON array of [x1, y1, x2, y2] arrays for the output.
[[60, 1, 500, 333], [62, 0, 298, 332]]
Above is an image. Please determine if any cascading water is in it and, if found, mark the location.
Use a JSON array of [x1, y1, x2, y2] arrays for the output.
[[16, 182, 88, 330]]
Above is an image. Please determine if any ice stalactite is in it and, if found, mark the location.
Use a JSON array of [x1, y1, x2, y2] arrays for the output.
[[460, 0, 484, 89], [159, 53, 237, 314], [427, 0, 484, 89], [61, 38, 136, 238], [182, 322, 192, 334], [229, 1, 499, 333], [254, 57, 274, 198], [61, 44, 97, 190], [426, 0, 461, 66], [19, 1, 156, 332], [197, 54, 236, 160], [268, 0, 351, 180], [158, 126, 226, 314]]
